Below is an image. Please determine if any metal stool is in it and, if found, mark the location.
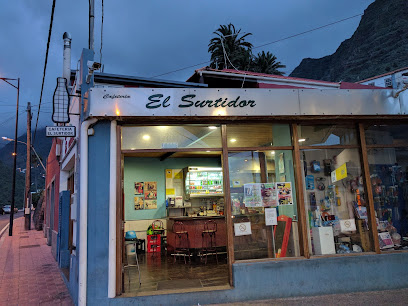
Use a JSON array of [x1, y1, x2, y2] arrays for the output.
[[201, 220, 218, 264], [173, 221, 190, 264], [124, 232, 141, 287]]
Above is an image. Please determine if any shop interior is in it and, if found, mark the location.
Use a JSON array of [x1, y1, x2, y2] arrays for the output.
[[122, 150, 229, 296]]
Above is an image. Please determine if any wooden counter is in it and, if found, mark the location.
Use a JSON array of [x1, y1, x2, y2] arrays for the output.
[[167, 216, 226, 252]]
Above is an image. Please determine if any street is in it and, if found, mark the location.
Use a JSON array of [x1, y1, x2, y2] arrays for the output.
[[0, 210, 24, 234]]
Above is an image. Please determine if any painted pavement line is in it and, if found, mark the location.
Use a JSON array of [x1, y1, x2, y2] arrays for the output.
[[0, 223, 9, 238]]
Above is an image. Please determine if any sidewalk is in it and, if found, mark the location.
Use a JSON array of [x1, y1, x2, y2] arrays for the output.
[[213, 288, 408, 305], [0, 218, 73, 306]]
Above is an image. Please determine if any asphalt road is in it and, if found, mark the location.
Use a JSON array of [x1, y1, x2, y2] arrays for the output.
[[0, 210, 24, 235]]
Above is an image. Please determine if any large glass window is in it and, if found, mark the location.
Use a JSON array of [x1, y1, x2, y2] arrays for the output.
[[365, 125, 408, 145], [298, 125, 358, 146], [301, 148, 373, 255], [121, 125, 222, 149], [229, 150, 299, 260], [227, 124, 291, 147], [367, 148, 408, 251]]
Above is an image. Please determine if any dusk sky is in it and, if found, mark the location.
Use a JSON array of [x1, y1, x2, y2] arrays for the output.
[[0, 0, 375, 141]]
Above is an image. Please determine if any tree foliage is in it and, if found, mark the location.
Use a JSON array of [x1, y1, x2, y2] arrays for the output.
[[208, 23, 253, 70], [208, 23, 286, 75], [252, 51, 286, 75]]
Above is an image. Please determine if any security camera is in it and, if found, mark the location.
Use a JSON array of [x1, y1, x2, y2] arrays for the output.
[[87, 61, 101, 70], [86, 61, 102, 83]]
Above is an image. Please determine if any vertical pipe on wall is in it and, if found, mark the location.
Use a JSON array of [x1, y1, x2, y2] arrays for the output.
[[78, 118, 97, 306], [108, 120, 117, 298]]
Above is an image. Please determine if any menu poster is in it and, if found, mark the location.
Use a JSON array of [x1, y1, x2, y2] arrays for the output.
[[265, 207, 277, 226], [134, 182, 144, 195], [134, 196, 144, 210], [261, 183, 278, 207], [277, 182, 293, 205], [145, 200, 157, 210], [244, 184, 262, 207]]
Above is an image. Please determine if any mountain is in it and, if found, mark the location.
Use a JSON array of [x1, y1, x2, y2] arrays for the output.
[[290, 0, 408, 82], [0, 128, 52, 208]]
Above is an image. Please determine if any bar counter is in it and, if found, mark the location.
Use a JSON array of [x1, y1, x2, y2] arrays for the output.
[[166, 216, 226, 252]]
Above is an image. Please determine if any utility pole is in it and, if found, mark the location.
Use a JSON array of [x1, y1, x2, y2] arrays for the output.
[[24, 102, 31, 230], [89, 0, 95, 50]]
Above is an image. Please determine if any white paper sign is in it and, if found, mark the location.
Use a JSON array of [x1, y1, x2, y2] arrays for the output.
[[234, 222, 252, 236], [265, 207, 277, 226]]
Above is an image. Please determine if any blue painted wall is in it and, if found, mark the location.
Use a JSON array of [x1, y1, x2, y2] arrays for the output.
[[87, 121, 111, 305], [124, 157, 221, 221]]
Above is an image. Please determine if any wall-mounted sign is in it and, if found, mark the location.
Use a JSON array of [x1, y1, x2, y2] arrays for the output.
[[88, 88, 400, 117], [234, 222, 252, 236], [46, 126, 76, 137]]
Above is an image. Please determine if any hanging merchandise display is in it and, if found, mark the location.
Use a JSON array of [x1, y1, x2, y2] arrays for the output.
[[316, 177, 326, 191], [311, 160, 321, 173], [323, 159, 332, 177], [306, 175, 315, 190]]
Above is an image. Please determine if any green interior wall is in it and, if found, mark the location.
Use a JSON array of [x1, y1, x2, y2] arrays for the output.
[[124, 157, 221, 220]]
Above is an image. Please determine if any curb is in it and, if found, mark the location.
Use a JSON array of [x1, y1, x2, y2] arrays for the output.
[[0, 223, 9, 238]]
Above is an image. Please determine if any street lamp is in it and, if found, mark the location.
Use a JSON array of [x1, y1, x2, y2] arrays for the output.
[[0, 77, 19, 236], [2, 137, 46, 171]]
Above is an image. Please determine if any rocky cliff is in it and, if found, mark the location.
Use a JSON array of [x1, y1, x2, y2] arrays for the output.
[[290, 0, 408, 82]]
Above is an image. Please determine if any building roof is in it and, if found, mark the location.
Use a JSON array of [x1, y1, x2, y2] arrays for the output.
[[187, 67, 383, 89], [70, 70, 207, 88], [187, 67, 338, 86], [358, 66, 408, 83]]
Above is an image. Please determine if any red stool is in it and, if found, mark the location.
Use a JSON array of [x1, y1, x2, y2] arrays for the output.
[[173, 221, 190, 264], [201, 220, 218, 264]]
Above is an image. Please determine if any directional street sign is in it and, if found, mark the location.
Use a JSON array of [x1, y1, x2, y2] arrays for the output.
[[46, 126, 76, 137]]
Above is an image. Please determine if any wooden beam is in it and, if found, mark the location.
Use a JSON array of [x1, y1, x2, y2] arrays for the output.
[[358, 123, 380, 253], [291, 123, 310, 258], [159, 152, 176, 161]]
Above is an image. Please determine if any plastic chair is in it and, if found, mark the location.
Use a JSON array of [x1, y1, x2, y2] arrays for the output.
[[124, 231, 141, 287]]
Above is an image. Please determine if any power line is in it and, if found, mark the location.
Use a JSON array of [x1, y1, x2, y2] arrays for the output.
[[153, 13, 363, 78], [33, 0, 56, 145]]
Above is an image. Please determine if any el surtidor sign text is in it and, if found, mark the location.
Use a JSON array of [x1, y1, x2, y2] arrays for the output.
[[145, 94, 256, 109]]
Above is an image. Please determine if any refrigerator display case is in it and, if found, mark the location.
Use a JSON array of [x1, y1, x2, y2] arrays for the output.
[[184, 167, 224, 198]]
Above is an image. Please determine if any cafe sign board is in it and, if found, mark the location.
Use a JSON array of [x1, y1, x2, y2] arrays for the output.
[[88, 87, 400, 117], [46, 126, 76, 137]]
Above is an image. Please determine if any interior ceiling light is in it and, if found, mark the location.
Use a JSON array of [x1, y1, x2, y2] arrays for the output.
[[208, 126, 217, 129], [206, 150, 211, 152], [298, 138, 306, 142], [271, 151, 275, 155], [142, 135, 150, 140], [230, 138, 237, 143], [244, 159, 248, 162]]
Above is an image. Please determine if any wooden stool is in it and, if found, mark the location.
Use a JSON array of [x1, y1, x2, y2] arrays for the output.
[[173, 221, 190, 264]]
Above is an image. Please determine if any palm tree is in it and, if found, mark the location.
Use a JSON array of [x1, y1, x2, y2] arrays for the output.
[[251, 51, 286, 75], [208, 23, 253, 70]]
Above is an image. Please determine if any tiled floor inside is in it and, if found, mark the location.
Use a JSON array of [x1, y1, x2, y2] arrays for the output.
[[123, 250, 229, 296]]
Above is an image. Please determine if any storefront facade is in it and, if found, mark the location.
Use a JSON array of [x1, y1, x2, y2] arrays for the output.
[[71, 85, 408, 305]]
